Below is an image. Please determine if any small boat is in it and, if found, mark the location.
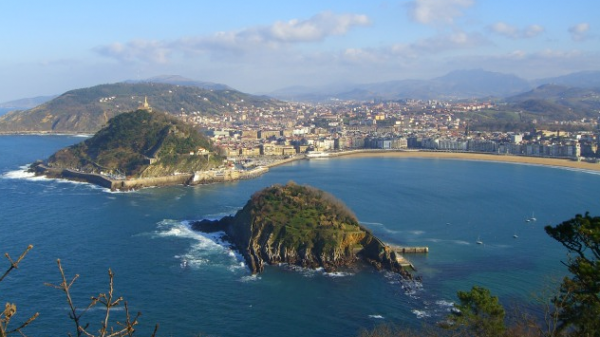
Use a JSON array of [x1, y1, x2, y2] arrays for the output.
[[530, 212, 537, 222], [476, 236, 483, 245], [513, 234, 518, 238]]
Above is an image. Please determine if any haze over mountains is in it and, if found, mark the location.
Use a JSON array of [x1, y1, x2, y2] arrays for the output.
[[2, 70, 599, 110], [0, 81, 281, 133], [268, 69, 600, 102], [0, 69, 599, 134]]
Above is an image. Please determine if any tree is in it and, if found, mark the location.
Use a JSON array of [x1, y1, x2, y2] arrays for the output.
[[545, 212, 600, 336], [447, 285, 506, 337]]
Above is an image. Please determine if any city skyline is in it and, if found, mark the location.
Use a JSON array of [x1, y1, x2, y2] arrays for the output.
[[1, 0, 598, 102]]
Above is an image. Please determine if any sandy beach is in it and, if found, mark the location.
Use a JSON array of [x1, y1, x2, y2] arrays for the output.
[[332, 150, 600, 172]]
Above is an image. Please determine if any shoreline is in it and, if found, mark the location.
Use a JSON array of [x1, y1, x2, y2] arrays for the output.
[[29, 150, 600, 191], [328, 149, 600, 172]]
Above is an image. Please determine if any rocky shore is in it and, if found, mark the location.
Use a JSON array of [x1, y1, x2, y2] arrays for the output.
[[192, 182, 417, 279]]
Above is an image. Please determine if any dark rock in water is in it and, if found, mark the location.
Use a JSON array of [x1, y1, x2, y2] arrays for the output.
[[191, 182, 413, 278]]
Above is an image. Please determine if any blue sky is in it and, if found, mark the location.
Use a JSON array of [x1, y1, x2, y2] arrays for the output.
[[1, 0, 598, 102]]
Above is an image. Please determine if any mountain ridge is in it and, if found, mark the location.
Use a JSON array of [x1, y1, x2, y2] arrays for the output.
[[267, 69, 600, 102], [0, 81, 281, 134]]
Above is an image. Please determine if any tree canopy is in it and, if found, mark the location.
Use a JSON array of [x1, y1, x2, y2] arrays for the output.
[[545, 212, 600, 336]]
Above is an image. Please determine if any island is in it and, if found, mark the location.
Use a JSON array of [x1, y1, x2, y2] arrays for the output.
[[192, 182, 425, 278], [30, 109, 269, 190]]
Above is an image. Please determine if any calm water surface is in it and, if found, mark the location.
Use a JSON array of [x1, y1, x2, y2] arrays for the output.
[[1, 135, 599, 336]]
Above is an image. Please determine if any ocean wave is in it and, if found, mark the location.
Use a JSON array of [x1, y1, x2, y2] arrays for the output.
[[383, 271, 424, 298], [368, 314, 384, 319], [1, 165, 114, 193], [359, 221, 384, 226], [324, 271, 355, 278], [423, 238, 473, 245], [239, 274, 261, 282], [412, 309, 431, 319], [409, 230, 425, 235], [155, 219, 243, 272], [435, 300, 455, 310]]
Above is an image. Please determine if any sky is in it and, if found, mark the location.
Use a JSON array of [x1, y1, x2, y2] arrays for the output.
[[1, 0, 599, 102]]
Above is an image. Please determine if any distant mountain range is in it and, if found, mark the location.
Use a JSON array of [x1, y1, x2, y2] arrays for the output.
[[1, 70, 599, 133], [0, 95, 58, 111], [268, 69, 600, 102], [0, 75, 232, 111]]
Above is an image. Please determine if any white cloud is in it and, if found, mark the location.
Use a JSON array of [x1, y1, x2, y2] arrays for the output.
[[95, 40, 171, 64], [489, 22, 544, 39], [569, 22, 591, 41], [412, 31, 489, 52], [407, 0, 474, 25], [338, 30, 488, 65], [95, 12, 370, 63]]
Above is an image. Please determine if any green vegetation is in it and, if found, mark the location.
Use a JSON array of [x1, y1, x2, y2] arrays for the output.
[[199, 182, 408, 275], [0, 82, 282, 133], [446, 286, 507, 337], [545, 213, 600, 335], [361, 212, 600, 337], [46, 109, 221, 177], [243, 181, 363, 254], [4, 208, 600, 335]]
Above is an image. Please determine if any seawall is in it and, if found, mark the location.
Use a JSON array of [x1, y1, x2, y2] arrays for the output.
[[33, 164, 270, 191]]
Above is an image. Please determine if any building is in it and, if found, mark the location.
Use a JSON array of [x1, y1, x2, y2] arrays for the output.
[[138, 96, 152, 112]]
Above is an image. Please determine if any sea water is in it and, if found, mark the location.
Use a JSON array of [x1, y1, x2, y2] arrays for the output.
[[1, 135, 599, 336]]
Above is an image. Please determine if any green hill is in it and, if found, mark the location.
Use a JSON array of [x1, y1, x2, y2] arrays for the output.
[[507, 84, 600, 119], [0, 82, 281, 133], [43, 109, 222, 178], [193, 182, 413, 277]]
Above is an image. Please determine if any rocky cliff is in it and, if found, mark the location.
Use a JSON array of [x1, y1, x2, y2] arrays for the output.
[[192, 182, 412, 278]]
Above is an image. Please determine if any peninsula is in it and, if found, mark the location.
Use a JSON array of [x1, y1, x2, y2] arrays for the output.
[[29, 109, 270, 190], [192, 182, 422, 278]]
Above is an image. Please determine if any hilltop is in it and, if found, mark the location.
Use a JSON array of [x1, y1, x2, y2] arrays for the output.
[[506, 84, 600, 120], [36, 109, 222, 180], [0, 82, 281, 134], [193, 182, 414, 278]]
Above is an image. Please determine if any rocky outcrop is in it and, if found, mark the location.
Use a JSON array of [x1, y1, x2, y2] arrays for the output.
[[192, 183, 413, 278]]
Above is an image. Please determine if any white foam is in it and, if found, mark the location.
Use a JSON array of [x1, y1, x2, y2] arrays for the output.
[[2, 165, 37, 179], [435, 300, 455, 310], [324, 271, 354, 278], [239, 274, 261, 282], [412, 309, 431, 319], [154, 219, 244, 272], [368, 315, 384, 319], [359, 221, 384, 226], [2, 165, 114, 192]]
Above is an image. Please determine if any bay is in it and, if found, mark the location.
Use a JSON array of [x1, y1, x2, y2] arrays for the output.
[[1, 135, 598, 336]]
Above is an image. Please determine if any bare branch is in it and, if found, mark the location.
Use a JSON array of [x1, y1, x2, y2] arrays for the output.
[[0, 245, 33, 283]]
